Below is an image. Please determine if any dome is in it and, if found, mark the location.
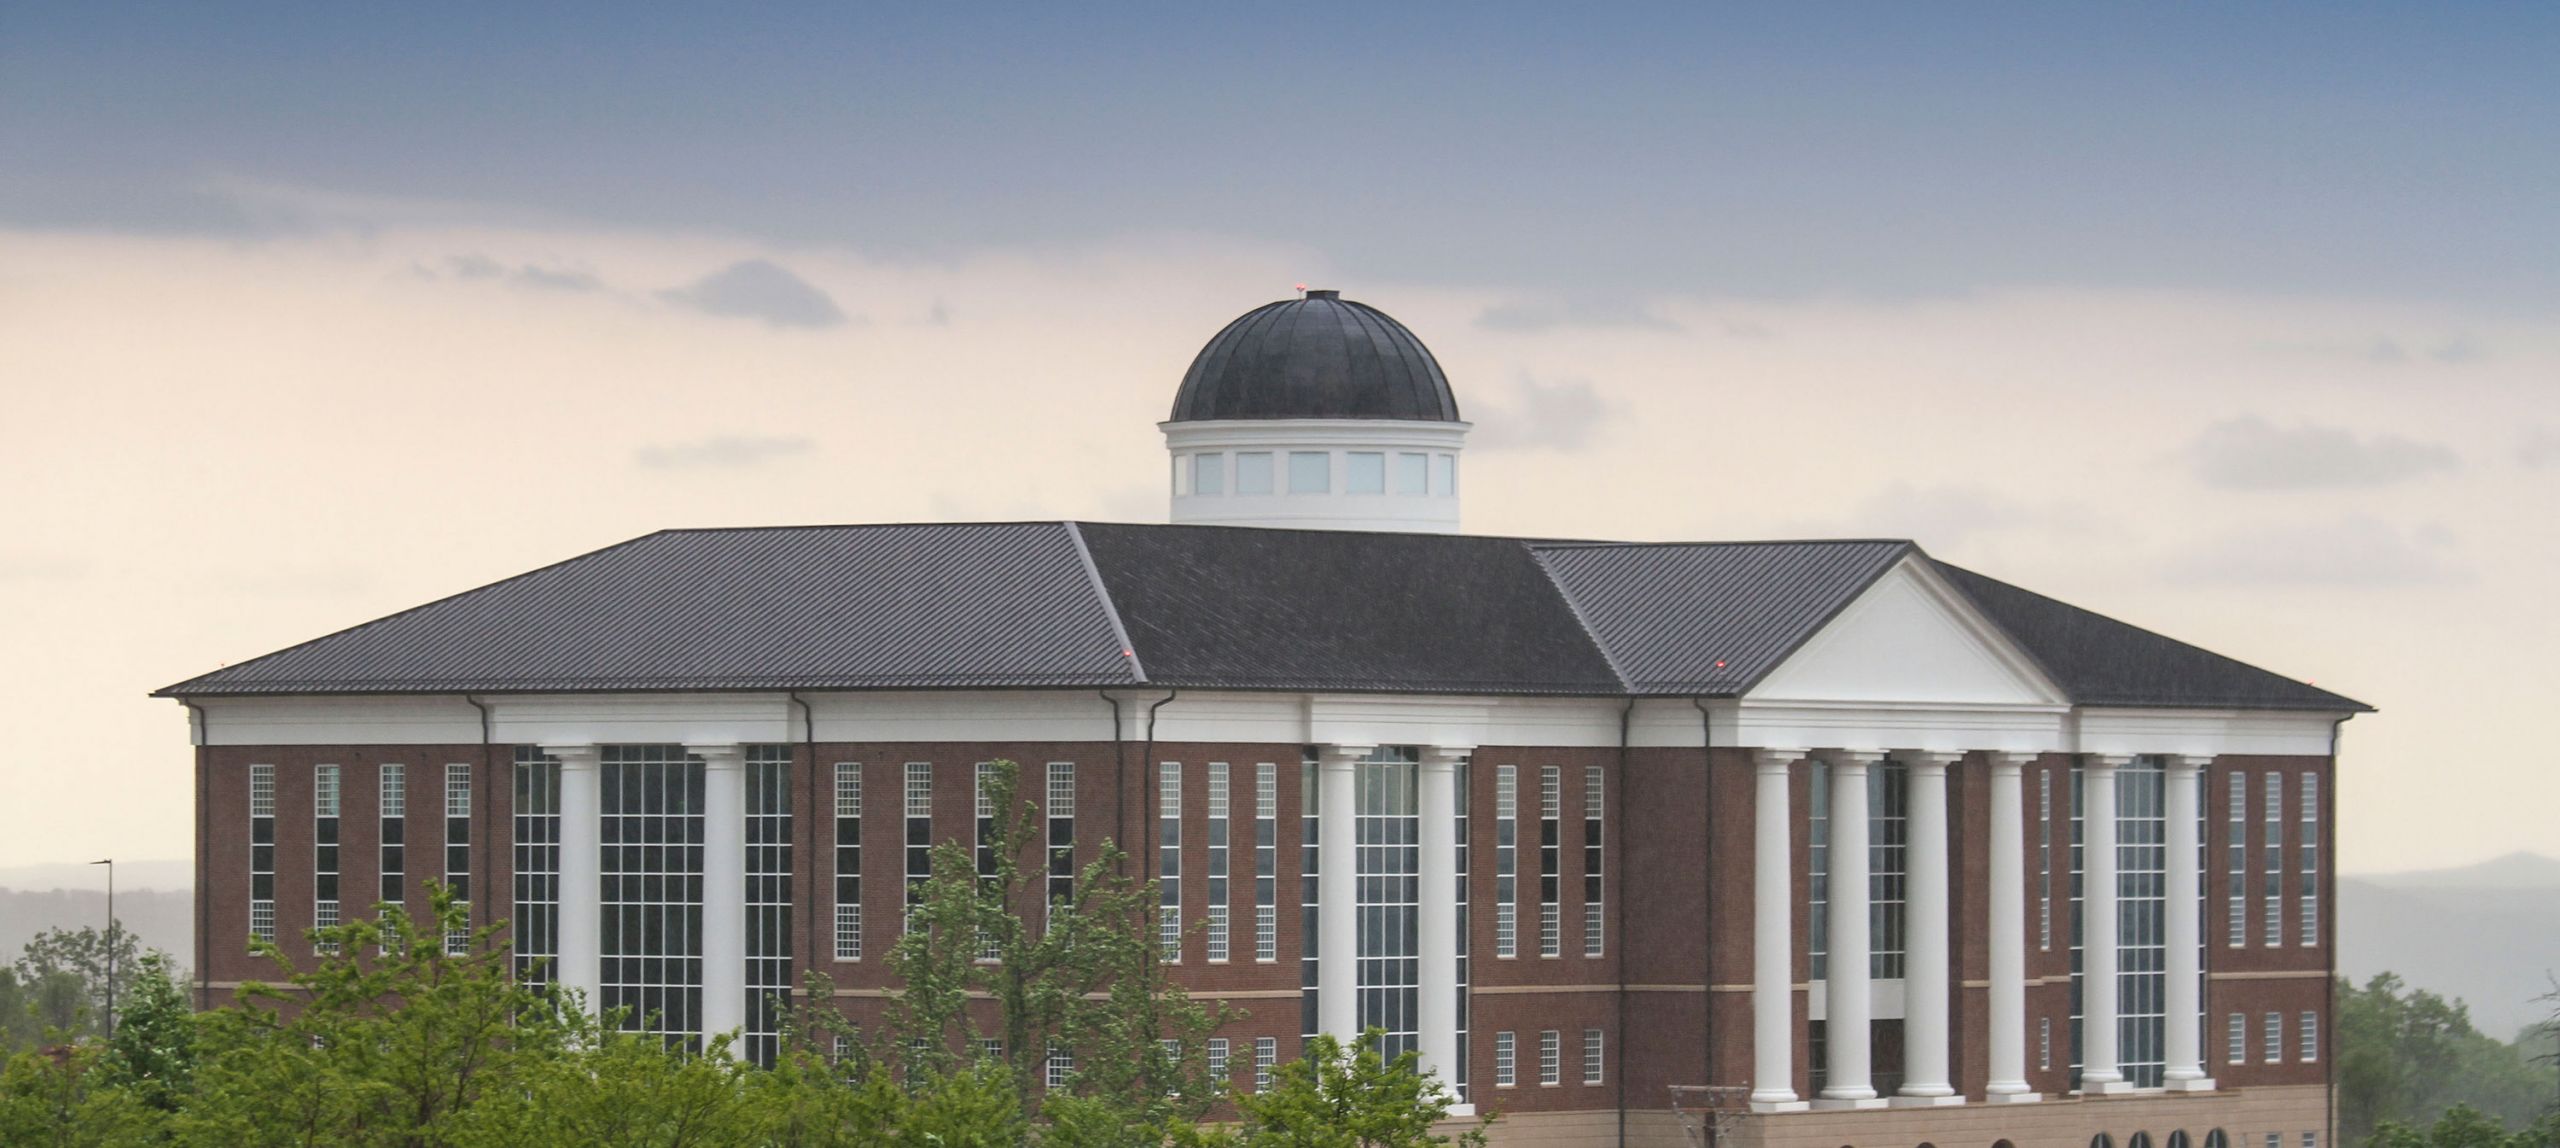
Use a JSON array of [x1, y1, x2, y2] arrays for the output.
[[1168, 290, 1460, 423]]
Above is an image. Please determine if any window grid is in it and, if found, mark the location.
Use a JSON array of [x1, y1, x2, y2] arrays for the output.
[[2300, 1011, 2319, 1062], [2263, 773, 2284, 947], [600, 746, 706, 1048], [1047, 1048, 1073, 1090], [313, 764, 341, 954], [2039, 767, 2054, 951], [1160, 762, 1182, 962], [1538, 1029, 1561, 1086], [975, 763, 1000, 962], [511, 749, 561, 984], [2228, 774, 2248, 946], [1355, 751, 1421, 1059], [2041, 1016, 2053, 1070], [1048, 762, 1076, 929], [2116, 758, 2169, 1088], [1494, 764, 1518, 958], [835, 763, 863, 961], [1810, 761, 1829, 977], [1207, 1037, 1229, 1088], [2229, 1013, 2246, 1064], [1494, 1031, 1516, 1087], [380, 763, 407, 904], [905, 763, 931, 934], [1301, 754, 1320, 1044], [1869, 762, 1909, 979], [746, 746, 794, 1066], [1538, 765, 1560, 958], [1207, 763, 1230, 962], [444, 762, 472, 955], [2300, 773, 2320, 946], [1454, 759, 1471, 1097], [2264, 1011, 2285, 1063], [2068, 766, 2085, 1080], [1254, 764, 1277, 961], [249, 763, 275, 942], [1254, 1035, 1277, 1092], [1582, 1027, 1603, 1085], [1582, 766, 1604, 957]]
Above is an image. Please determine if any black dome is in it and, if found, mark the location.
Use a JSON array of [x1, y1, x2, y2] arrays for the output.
[[1169, 291, 1460, 422]]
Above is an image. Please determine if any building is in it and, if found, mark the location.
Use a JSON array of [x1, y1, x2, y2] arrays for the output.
[[161, 290, 2362, 1148]]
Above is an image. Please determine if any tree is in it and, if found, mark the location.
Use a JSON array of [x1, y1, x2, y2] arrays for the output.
[[15, 924, 148, 1041], [1224, 1030, 1490, 1148], [102, 951, 197, 1111], [0, 1044, 167, 1148], [2344, 973, 2556, 1146]]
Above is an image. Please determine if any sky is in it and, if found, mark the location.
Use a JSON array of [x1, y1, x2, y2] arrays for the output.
[[1, 3, 2555, 879]]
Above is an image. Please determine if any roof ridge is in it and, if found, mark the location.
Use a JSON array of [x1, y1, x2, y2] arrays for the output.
[[1525, 547, 1637, 692], [1062, 522, 1146, 684]]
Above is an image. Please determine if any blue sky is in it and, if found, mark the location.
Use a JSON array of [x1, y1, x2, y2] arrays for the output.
[[7, 3, 2555, 300]]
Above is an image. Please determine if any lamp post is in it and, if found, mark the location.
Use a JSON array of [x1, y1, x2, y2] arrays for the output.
[[90, 858, 114, 1040]]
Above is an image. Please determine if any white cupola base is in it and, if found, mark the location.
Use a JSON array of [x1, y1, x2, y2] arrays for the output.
[[1163, 418, 1468, 533]]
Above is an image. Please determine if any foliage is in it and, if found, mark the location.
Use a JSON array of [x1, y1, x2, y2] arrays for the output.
[[2343, 972, 2557, 1146], [2367, 1105, 2560, 1148], [102, 952, 196, 1110], [0, 1044, 166, 1148], [1224, 1030, 1489, 1148], [0, 922, 166, 1052]]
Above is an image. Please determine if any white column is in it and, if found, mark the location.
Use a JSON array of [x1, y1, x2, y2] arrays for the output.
[[2081, 753, 2130, 1093], [1895, 751, 1961, 1105], [1316, 744, 1370, 1045], [549, 744, 602, 1014], [1751, 749, 1808, 1112], [1818, 750, 1883, 1108], [2164, 754, 2215, 1091], [1417, 746, 1468, 1090], [1984, 752, 2039, 1102], [694, 743, 748, 1050]]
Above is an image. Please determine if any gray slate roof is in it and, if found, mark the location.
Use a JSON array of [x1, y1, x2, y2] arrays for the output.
[[157, 521, 2367, 712]]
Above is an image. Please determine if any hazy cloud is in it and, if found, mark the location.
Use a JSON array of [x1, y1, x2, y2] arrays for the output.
[[0, 553, 86, 582], [2184, 416, 2459, 490], [633, 434, 817, 471], [428, 254, 605, 292], [511, 265, 603, 292], [659, 259, 850, 329], [2518, 428, 2560, 468], [1827, 484, 2095, 545], [1475, 296, 1683, 334], [2164, 517, 2462, 587], [1470, 375, 1618, 451]]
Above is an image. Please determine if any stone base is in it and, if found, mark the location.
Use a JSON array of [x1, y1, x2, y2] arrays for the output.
[[2164, 1076, 2219, 1093], [1889, 1093, 1966, 1108], [2085, 1078, 2138, 1095], [1983, 1089, 2045, 1104], [1810, 1096, 1889, 1111], [1748, 1099, 1810, 1114]]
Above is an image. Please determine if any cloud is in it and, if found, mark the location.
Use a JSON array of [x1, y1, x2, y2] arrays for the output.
[[1469, 375, 1618, 451], [2183, 416, 2459, 490], [510, 265, 603, 292], [633, 434, 817, 471], [2518, 428, 2560, 468], [658, 259, 850, 329], [1825, 484, 2094, 545], [2163, 517, 2463, 587], [431, 254, 603, 292], [1474, 296, 1683, 334]]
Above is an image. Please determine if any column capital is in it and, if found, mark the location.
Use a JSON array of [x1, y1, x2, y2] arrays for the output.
[[544, 744, 600, 768], [1820, 747, 1888, 771], [2166, 753, 2213, 773], [1419, 745, 1473, 770], [2085, 752, 2136, 769], [1317, 744, 1374, 769], [687, 743, 745, 768], [1896, 749, 1965, 772], [1751, 747, 1808, 773], [1982, 750, 2038, 771]]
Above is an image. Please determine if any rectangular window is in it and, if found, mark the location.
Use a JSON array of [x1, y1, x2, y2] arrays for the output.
[[511, 749, 560, 982], [2301, 1011, 2319, 1062], [2228, 773, 2249, 947], [975, 763, 1000, 962], [1207, 763, 1231, 962], [1582, 1027, 1604, 1085], [313, 764, 341, 954], [1810, 761, 1829, 977], [980, 1037, 1004, 1062], [1207, 1037, 1229, 1086], [2039, 767, 2053, 951], [1287, 451, 1330, 494], [1393, 452, 1429, 494], [2264, 1011, 2283, 1063], [1302, 755, 1320, 1043], [1047, 1048, 1073, 1089], [745, 746, 794, 1066], [1494, 1031, 1516, 1086], [445, 762, 472, 955], [2229, 1012, 2247, 1064], [249, 763, 275, 942], [1237, 452, 1274, 495], [1434, 454, 1456, 496], [1194, 453, 1225, 496], [1494, 764, 1518, 958], [1347, 451, 1385, 494], [835, 763, 863, 961], [1048, 762, 1076, 930], [2301, 773, 2320, 946], [2116, 758, 2170, 1088], [2040, 1016, 2052, 1070], [1539, 1029, 1561, 1085], [905, 763, 932, 934], [1254, 763, 1278, 962], [379, 762, 406, 905], [600, 746, 707, 1047], [1353, 750, 1421, 1058], [2264, 773, 2284, 947], [1454, 757, 1472, 1099], [1583, 765, 1604, 957], [1254, 1036, 1277, 1092], [1869, 761, 1910, 979], [1539, 766, 1561, 958], [1160, 762, 1183, 962]]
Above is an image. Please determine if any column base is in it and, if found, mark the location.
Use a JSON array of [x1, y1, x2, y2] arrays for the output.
[[1812, 1096, 1889, 1111], [2084, 1078, 2137, 1096], [1749, 1099, 1810, 1114], [1985, 1090, 2044, 1105], [1446, 1103, 1477, 1118], [1890, 1092, 1965, 1108], [2164, 1076, 2218, 1093]]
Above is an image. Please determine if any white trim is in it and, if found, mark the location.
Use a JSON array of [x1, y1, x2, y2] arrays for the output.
[[1749, 556, 2067, 708], [1162, 418, 1468, 534]]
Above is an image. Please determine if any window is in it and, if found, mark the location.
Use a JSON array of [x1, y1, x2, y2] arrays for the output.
[[1048, 763, 1075, 930], [1254, 1036, 1277, 1092], [379, 762, 406, 904], [1494, 1031, 1516, 1086], [1160, 762, 1182, 962], [1207, 1037, 1229, 1087], [835, 763, 863, 960], [1254, 763, 1277, 961], [1347, 451, 1385, 494], [980, 1037, 1004, 1062], [511, 750, 559, 981], [1395, 452, 1428, 494], [1434, 454, 1456, 496], [1583, 766, 1604, 957], [314, 764, 341, 953], [905, 763, 932, 933], [1302, 755, 1321, 1044], [2040, 767, 2054, 951], [1237, 452, 1274, 495], [1869, 761, 1909, 979], [975, 763, 1000, 962], [2264, 772, 2284, 946], [2228, 772, 2248, 946], [600, 746, 707, 1047], [1810, 760, 1828, 977], [1355, 749, 1422, 1057], [1454, 758, 1472, 1099], [445, 763, 472, 955], [2301, 1011, 2319, 1062], [1538, 1029, 1561, 1085], [1207, 763, 1230, 962], [2040, 1016, 2052, 1070], [1287, 451, 1329, 494], [1193, 453, 1225, 496], [1582, 1027, 1604, 1085], [2264, 1011, 2283, 1063], [1494, 765, 1518, 958], [249, 764, 276, 942], [2268, 1135, 2282, 1148], [1047, 1048, 1073, 1089], [746, 746, 794, 1065], [2303, 1134, 2318, 1148], [1539, 766, 1561, 958], [2229, 1012, 2247, 1064], [2117, 757, 2170, 1087], [2300, 773, 2320, 946]]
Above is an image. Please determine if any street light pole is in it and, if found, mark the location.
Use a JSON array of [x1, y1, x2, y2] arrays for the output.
[[90, 858, 114, 1040]]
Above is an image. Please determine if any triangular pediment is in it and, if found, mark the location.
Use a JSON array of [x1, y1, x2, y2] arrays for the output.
[[1746, 556, 2063, 706]]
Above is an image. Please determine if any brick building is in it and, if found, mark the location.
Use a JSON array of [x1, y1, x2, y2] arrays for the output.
[[162, 291, 2361, 1147]]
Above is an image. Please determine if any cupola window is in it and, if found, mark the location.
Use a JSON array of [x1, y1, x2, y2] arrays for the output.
[[1348, 452, 1385, 494], [1194, 453, 1226, 496], [1288, 451, 1330, 494], [1236, 452, 1274, 495]]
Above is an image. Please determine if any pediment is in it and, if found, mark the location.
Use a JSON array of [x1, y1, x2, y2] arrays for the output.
[[1746, 557, 2063, 707]]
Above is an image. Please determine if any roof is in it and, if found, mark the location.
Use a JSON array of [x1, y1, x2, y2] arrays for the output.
[[1167, 291, 1461, 423], [157, 521, 2366, 713]]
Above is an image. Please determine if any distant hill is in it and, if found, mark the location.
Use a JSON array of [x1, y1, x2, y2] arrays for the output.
[[2341, 852, 2560, 1041]]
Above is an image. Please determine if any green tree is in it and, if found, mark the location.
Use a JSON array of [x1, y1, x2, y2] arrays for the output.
[[102, 951, 197, 1111], [15, 924, 149, 1041], [2343, 973, 2556, 1146], [0, 1044, 167, 1147], [1225, 1030, 1489, 1148]]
